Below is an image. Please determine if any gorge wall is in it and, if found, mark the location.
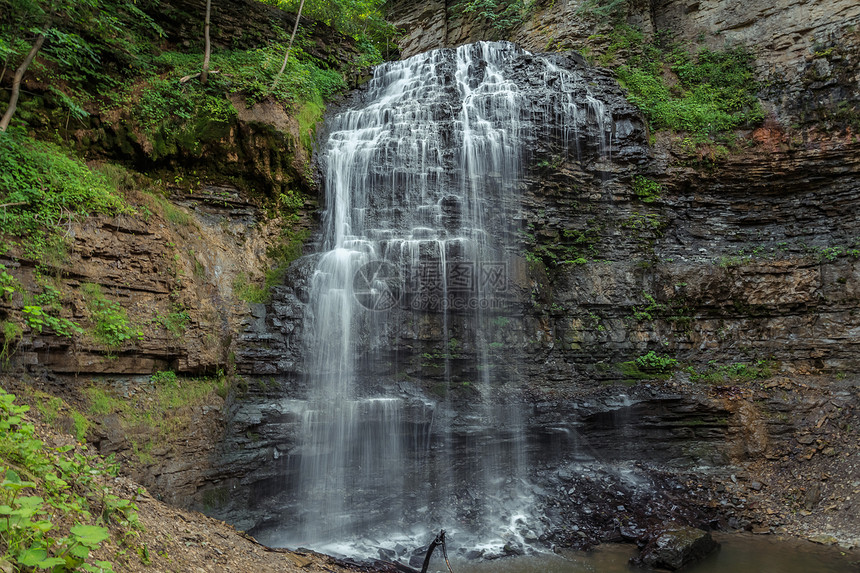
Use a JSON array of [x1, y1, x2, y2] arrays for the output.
[[2, 0, 858, 558], [193, 0, 860, 553]]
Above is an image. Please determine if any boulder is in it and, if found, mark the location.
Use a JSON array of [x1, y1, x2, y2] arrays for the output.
[[633, 526, 719, 570]]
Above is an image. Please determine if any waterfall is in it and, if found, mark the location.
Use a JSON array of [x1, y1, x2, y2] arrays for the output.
[[262, 41, 612, 554]]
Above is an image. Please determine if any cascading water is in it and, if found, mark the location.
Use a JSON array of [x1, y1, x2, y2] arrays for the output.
[[258, 41, 612, 556]]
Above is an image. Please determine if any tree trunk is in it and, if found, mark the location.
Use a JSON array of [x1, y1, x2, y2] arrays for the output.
[[0, 32, 46, 132], [201, 0, 212, 84], [272, 0, 305, 89]]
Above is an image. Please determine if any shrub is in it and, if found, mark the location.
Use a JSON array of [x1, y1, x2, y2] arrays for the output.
[[0, 388, 141, 572], [633, 176, 662, 203], [635, 350, 678, 372]]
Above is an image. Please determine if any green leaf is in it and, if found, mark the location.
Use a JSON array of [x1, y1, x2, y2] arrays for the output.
[[36, 557, 67, 569], [70, 524, 110, 546], [17, 548, 47, 567], [70, 544, 91, 559], [31, 519, 54, 532]]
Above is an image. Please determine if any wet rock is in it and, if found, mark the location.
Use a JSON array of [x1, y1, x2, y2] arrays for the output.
[[377, 547, 396, 561], [808, 534, 839, 545], [633, 526, 719, 571], [503, 541, 525, 556]]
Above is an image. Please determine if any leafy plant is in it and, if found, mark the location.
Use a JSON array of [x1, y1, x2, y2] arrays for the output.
[[263, 0, 396, 56], [21, 305, 83, 338], [688, 360, 773, 383], [633, 176, 662, 203], [611, 27, 764, 138], [0, 265, 21, 299], [80, 283, 142, 349], [451, 0, 533, 32], [149, 371, 178, 386], [1, 321, 23, 366], [635, 350, 678, 372], [152, 306, 190, 338], [0, 388, 140, 572], [576, 0, 628, 22], [629, 292, 666, 322]]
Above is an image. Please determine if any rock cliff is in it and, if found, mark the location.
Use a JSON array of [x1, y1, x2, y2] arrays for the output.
[[3, 0, 858, 558], [192, 0, 860, 553]]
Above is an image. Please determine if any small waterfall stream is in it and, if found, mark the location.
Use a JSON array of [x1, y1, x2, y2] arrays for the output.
[[262, 41, 612, 555]]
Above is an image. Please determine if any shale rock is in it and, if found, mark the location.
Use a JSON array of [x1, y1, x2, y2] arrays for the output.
[[633, 525, 720, 570]]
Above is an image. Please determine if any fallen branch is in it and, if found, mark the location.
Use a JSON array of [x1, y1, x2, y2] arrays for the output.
[[179, 70, 219, 84]]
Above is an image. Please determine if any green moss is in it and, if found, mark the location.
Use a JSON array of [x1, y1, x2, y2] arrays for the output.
[[688, 360, 774, 383], [449, 0, 532, 33], [233, 227, 310, 303], [297, 100, 324, 152], [635, 350, 678, 372], [1, 320, 23, 365], [84, 373, 225, 462]]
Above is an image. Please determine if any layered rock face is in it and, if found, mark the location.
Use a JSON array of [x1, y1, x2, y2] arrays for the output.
[[198, 0, 860, 554], [388, 0, 860, 127], [378, 0, 860, 379]]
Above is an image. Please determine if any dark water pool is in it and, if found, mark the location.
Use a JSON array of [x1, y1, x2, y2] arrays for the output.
[[445, 534, 859, 573]]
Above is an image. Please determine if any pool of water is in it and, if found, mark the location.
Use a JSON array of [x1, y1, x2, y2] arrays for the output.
[[445, 534, 859, 573]]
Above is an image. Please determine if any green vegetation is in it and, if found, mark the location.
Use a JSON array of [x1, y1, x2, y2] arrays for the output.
[[233, 227, 310, 303], [715, 238, 860, 267], [629, 292, 666, 322], [635, 350, 678, 373], [0, 265, 21, 299], [149, 370, 178, 386], [1, 388, 141, 572], [1, 321, 23, 366], [572, 22, 764, 142], [21, 305, 83, 338], [84, 373, 226, 464], [151, 306, 190, 339], [123, 46, 349, 159], [262, 0, 396, 58], [450, 0, 533, 33], [0, 132, 130, 261], [632, 176, 662, 203], [612, 27, 764, 138], [31, 391, 90, 442], [576, 0, 628, 22], [687, 360, 773, 383], [523, 222, 602, 268], [80, 284, 142, 350], [620, 212, 664, 234], [1, 0, 393, 134]]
